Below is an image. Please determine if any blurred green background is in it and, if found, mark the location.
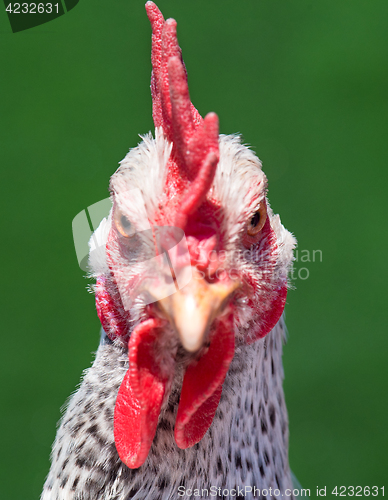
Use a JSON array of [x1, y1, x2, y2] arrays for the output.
[[1, 0, 387, 498]]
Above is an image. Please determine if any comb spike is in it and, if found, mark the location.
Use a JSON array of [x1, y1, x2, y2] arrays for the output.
[[176, 148, 219, 229], [145, 2, 164, 71], [146, 1, 202, 145], [146, 2, 220, 223], [145, 2, 164, 128], [159, 19, 182, 140], [168, 56, 195, 171]]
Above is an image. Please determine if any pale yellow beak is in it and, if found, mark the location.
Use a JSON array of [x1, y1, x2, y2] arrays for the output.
[[157, 269, 240, 352]]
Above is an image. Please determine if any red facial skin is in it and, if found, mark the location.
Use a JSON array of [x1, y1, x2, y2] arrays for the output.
[[94, 1, 288, 469], [97, 203, 286, 468]]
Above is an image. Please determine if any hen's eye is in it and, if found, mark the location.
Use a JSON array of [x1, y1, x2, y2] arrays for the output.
[[114, 210, 133, 237], [251, 212, 261, 227], [121, 215, 132, 230], [247, 204, 267, 236]]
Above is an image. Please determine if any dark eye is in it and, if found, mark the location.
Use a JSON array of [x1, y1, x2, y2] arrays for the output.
[[121, 215, 132, 231], [251, 212, 261, 227], [114, 209, 133, 237], [247, 203, 267, 236]]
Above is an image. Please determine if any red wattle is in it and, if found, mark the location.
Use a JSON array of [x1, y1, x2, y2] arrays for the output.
[[95, 276, 130, 341], [174, 313, 235, 449], [114, 318, 168, 469], [247, 284, 288, 344]]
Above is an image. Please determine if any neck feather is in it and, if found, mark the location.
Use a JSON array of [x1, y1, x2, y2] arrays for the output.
[[41, 317, 292, 500]]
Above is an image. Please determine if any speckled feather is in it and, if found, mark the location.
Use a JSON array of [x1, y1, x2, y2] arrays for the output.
[[41, 316, 293, 500]]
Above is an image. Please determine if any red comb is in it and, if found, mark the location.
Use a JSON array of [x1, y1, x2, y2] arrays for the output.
[[145, 2, 219, 226]]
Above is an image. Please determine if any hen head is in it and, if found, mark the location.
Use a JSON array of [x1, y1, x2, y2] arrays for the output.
[[90, 2, 296, 470]]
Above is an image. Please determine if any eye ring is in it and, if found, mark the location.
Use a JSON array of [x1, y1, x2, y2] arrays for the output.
[[247, 203, 267, 236], [114, 209, 133, 237]]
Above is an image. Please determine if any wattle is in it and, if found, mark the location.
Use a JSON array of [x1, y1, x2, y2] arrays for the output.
[[113, 313, 235, 468]]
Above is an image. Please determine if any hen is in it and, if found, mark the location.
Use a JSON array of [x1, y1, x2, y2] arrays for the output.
[[41, 2, 298, 499]]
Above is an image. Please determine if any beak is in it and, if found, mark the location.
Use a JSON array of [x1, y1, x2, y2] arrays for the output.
[[157, 268, 240, 352]]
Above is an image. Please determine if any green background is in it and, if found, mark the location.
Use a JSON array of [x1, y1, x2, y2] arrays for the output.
[[1, 1, 387, 498]]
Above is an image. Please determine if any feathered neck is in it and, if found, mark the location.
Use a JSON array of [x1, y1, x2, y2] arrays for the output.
[[41, 317, 293, 500]]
